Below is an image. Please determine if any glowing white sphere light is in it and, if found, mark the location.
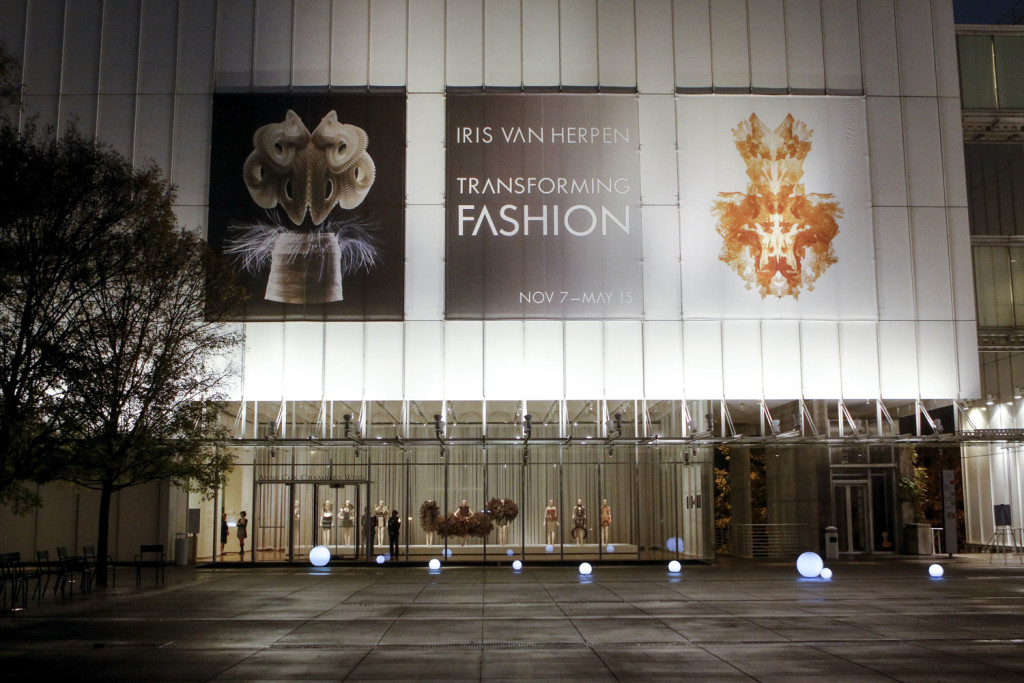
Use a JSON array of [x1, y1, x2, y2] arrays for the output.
[[606, 545, 615, 553], [545, 544, 554, 553], [579, 562, 593, 576], [375, 555, 385, 564], [929, 563, 944, 578], [309, 545, 331, 567], [796, 551, 824, 578], [820, 567, 833, 579], [512, 560, 523, 571], [428, 558, 441, 570], [506, 549, 514, 556], [668, 560, 682, 573], [443, 548, 453, 557]]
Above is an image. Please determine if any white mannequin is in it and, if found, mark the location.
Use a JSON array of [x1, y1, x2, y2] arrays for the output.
[[545, 500, 559, 545], [456, 499, 471, 546], [375, 500, 388, 546], [340, 499, 354, 545], [320, 500, 333, 545]]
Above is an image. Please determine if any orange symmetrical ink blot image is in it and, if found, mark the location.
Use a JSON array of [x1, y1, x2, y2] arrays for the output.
[[712, 114, 842, 299]]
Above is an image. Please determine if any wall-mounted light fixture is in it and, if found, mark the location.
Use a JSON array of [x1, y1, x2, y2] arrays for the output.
[[1015, 386, 1023, 400], [986, 394, 996, 406]]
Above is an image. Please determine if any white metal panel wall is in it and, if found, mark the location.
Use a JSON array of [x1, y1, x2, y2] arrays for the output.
[[0, 0, 978, 404], [709, 0, 748, 91], [484, 0, 521, 88], [324, 323, 365, 399], [748, 0, 787, 93], [484, 321, 525, 398], [821, 0, 861, 94], [800, 321, 841, 399], [215, 0, 255, 89], [99, 0, 140, 94], [253, 0, 292, 87], [445, 322, 484, 399], [672, 0, 711, 91], [244, 322, 285, 399], [368, 0, 406, 85], [61, 0, 101, 95], [564, 321, 604, 398], [283, 322, 325, 399], [604, 321, 644, 397], [560, 0, 599, 88], [784, 0, 825, 93], [178, 0, 217, 93], [635, 0, 673, 94], [522, 0, 560, 86], [446, 0, 483, 88], [331, 0, 370, 86], [404, 321, 444, 398], [292, 0, 332, 86], [408, 0, 444, 92], [523, 321, 565, 399], [597, 0, 636, 89]]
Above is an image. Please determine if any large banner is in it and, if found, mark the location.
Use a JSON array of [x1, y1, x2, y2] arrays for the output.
[[678, 96, 875, 320], [209, 94, 406, 320], [445, 94, 643, 319]]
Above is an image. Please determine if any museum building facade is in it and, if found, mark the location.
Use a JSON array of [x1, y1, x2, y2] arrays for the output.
[[1, 0, 998, 565]]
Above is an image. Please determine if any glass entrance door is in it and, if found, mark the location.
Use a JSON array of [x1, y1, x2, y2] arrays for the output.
[[834, 481, 870, 554], [256, 481, 366, 562]]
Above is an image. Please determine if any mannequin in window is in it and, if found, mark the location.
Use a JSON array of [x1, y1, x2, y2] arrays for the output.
[[320, 500, 333, 545], [572, 499, 587, 546], [544, 500, 559, 546], [374, 500, 389, 546], [600, 499, 612, 545], [340, 499, 355, 545]]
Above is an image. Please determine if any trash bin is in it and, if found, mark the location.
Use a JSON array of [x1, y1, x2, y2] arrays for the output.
[[825, 525, 839, 560], [174, 532, 190, 566]]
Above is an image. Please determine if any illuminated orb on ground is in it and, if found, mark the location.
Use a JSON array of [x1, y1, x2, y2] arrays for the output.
[[796, 551, 824, 578], [668, 560, 682, 573], [443, 548, 453, 557], [309, 545, 331, 566], [929, 563, 944, 578], [512, 560, 523, 571], [506, 549, 514, 556], [820, 567, 833, 579], [428, 558, 441, 570], [375, 555, 385, 564], [606, 545, 615, 553], [545, 544, 554, 553], [665, 537, 684, 553], [579, 562, 593, 575]]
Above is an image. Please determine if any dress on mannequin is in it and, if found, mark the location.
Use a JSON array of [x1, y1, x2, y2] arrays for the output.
[[544, 501, 559, 545], [572, 499, 587, 545], [600, 499, 612, 545], [456, 499, 471, 545], [320, 500, 333, 545]]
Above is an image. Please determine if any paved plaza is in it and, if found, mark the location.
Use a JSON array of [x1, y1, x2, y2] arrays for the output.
[[2, 554, 1024, 680]]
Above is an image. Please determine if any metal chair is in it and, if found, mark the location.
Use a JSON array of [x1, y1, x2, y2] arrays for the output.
[[135, 544, 165, 586]]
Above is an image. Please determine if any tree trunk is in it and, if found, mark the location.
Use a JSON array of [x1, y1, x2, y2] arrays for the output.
[[96, 480, 113, 587]]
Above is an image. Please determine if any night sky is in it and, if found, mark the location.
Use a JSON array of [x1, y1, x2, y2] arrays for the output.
[[954, 0, 1023, 24]]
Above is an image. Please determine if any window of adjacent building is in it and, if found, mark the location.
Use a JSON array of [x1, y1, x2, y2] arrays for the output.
[[966, 144, 1024, 236], [958, 33, 1024, 110]]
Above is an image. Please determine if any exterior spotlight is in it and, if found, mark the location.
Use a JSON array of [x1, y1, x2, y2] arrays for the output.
[[428, 558, 441, 570], [310, 545, 331, 566], [1016, 387, 1023, 400], [668, 560, 682, 573], [343, 413, 353, 437], [579, 562, 592, 575], [705, 412, 714, 431], [523, 414, 532, 439], [434, 414, 446, 439], [986, 394, 996, 406]]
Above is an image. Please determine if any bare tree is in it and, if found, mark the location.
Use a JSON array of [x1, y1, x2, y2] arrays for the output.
[[57, 222, 244, 586]]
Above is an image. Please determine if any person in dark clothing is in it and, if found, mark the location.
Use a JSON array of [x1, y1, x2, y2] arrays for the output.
[[387, 509, 401, 558]]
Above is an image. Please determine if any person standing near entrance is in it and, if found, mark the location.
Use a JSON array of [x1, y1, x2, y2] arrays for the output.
[[237, 510, 249, 557], [388, 509, 401, 558]]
